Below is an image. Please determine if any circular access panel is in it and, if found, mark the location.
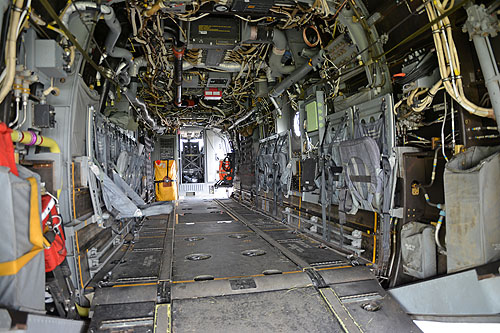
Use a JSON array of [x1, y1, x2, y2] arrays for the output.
[[186, 253, 212, 261], [194, 275, 215, 281], [361, 301, 382, 312], [184, 236, 204, 242], [241, 249, 266, 257], [263, 269, 282, 275], [228, 234, 248, 239]]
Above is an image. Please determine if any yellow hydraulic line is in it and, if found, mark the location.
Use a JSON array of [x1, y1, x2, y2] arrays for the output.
[[11, 130, 61, 153], [72, 162, 76, 220], [112, 282, 157, 288]]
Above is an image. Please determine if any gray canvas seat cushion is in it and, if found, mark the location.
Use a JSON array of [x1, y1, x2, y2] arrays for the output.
[[91, 164, 173, 219], [140, 202, 174, 217], [256, 135, 291, 195], [325, 157, 342, 204], [257, 154, 274, 192], [113, 171, 146, 206], [324, 122, 348, 204], [339, 136, 383, 213], [276, 152, 290, 188], [116, 151, 130, 176], [256, 154, 264, 189], [354, 113, 386, 154], [275, 137, 291, 196], [255, 134, 291, 198], [97, 168, 142, 218], [325, 141, 344, 204]]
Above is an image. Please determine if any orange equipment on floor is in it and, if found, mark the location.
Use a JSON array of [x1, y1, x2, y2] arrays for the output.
[[215, 154, 234, 188], [154, 160, 178, 201]]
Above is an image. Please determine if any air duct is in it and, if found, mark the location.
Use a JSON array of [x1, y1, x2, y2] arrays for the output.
[[124, 56, 165, 133], [269, 50, 325, 99], [123, 88, 165, 133], [61, 2, 133, 64], [269, 50, 324, 116], [269, 28, 295, 77]]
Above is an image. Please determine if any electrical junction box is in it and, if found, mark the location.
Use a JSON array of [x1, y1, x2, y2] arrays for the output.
[[205, 49, 226, 66], [188, 16, 240, 49], [204, 88, 222, 100], [183, 74, 200, 88], [35, 39, 67, 78], [161, 0, 192, 13], [33, 104, 55, 128], [207, 72, 231, 88], [231, 0, 276, 14]]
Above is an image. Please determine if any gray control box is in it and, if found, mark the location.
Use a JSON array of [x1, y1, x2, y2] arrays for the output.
[[35, 39, 67, 78], [206, 72, 231, 88]]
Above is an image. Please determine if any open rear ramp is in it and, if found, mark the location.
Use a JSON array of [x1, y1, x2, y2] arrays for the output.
[[170, 286, 343, 332]]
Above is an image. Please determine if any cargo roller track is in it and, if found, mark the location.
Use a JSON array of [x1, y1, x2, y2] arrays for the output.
[[88, 198, 420, 333]]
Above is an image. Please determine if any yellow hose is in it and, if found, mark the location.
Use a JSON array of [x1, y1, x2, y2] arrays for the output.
[[425, 1, 494, 118], [11, 130, 61, 153]]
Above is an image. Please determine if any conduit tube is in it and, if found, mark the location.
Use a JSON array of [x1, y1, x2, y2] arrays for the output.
[[129, 56, 148, 78], [182, 61, 245, 72], [144, 0, 165, 17], [0, 0, 24, 104], [425, 1, 494, 118], [173, 45, 185, 107], [0, 1, 10, 42], [60, 1, 111, 26], [471, 35, 500, 124], [11, 130, 61, 153], [229, 107, 257, 130], [62, 2, 162, 132], [123, 88, 162, 132]]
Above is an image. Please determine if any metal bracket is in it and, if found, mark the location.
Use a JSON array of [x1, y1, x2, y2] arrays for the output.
[[463, 4, 500, 38]]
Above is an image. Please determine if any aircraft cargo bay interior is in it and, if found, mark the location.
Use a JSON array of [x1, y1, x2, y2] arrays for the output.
[[0, 0, 499, 332]]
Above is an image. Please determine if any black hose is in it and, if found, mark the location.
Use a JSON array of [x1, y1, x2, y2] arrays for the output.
[[395, 54, 438, 86]]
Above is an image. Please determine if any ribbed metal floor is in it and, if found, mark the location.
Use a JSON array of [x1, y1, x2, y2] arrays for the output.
[[88, 198, 420, 333]]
